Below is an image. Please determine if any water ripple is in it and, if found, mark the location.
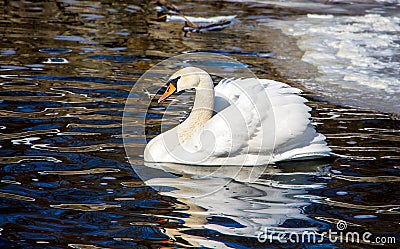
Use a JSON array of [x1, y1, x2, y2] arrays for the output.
[[31, 143, 122, 152], [68, 244, 110, 249], [39, 168, 120, 175], [50, 203, 121, 211], [315, 198, 400, 214], [331, 174, 400, 182], [0, 156, 62, 164], [0, 192, 35, 202]]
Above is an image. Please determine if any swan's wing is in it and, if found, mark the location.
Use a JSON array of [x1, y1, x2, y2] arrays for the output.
[[259, 79, 310, 146], [217, 78, 330, 160], [258, 79, 330, 160], [181, 78, 330, 164]]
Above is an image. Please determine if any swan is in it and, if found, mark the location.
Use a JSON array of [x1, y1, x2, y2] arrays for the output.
[[144, 67, 330, 166]]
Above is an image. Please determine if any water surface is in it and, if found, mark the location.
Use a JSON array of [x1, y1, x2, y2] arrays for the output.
[[0, 1, 399, 248]]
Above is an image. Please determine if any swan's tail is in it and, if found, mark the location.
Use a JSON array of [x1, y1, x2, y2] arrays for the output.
[[272, 133, 331, 162]]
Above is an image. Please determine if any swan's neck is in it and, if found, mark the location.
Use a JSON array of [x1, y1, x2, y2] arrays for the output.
[[178, 75, 214, 144]]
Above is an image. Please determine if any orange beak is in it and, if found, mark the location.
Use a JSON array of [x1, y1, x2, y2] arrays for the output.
[[158, 83, 177, 103]]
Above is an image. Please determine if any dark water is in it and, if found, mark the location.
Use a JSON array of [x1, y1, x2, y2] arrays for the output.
[[0, 1, 399, 248]]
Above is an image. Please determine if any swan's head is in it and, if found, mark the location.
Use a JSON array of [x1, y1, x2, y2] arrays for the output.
[[158, 67, 210, 103]]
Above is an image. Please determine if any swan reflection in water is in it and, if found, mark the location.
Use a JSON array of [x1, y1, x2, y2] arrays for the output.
[[139, 160, 330, 248]]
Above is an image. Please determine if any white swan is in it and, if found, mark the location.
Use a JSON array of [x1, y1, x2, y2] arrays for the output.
[[144, 67, 330, 166]]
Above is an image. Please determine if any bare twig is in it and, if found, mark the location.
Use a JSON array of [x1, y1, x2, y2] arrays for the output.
[[157, 0, 199, 28]]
